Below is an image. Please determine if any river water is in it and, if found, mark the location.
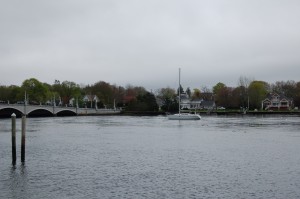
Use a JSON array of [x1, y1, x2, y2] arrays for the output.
[[0, 115, 300, 199]]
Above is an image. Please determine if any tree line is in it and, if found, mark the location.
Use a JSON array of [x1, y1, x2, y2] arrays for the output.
[[156, 77, 300, 111], [212, 78, 300, 110], [1, 77, 300, 112], [0, 78, 158, 112]]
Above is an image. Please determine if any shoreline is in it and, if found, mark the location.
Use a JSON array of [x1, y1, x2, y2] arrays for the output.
[[1, 110, 300, 118]]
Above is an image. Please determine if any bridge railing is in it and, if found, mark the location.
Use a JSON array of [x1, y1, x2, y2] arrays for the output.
[[0, 103, 120, 116]]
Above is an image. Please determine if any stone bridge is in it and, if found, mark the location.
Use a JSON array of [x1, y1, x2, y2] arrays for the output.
[[0, 104, 120, 117]]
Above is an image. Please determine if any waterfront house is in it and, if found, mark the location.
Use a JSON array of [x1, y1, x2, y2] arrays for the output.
[[261, 93, 293, 110], [180, 93, 191, 109], [178, 93, 206, 110], [190, 98, 203, 109]]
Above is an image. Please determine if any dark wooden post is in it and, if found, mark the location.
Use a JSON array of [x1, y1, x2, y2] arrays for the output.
[[21, 115, 26, 163], [11, 113, 16, 165]]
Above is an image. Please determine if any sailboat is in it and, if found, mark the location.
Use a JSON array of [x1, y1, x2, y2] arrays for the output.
[[167, 68, 201, 120]]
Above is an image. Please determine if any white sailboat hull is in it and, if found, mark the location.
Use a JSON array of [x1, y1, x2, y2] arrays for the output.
[[167, 68, 201, 121], [167, 113, 201, 120]]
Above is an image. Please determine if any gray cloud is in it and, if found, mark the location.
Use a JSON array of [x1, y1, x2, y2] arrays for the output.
[[1, 0, 300, 90]]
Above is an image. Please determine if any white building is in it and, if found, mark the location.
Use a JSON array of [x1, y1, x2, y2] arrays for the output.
[[178, 93, 215, 110]]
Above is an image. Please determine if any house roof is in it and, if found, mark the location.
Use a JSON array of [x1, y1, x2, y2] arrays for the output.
[[190, 98, 202, 103], [263, 92, 292, 102], [179, 93, 189, 100], [201, 100, 215, 106]]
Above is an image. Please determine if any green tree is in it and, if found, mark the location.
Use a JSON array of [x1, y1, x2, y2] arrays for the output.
[[192, 88, 201, 99], [0, 85, 23, 103], [92, 81, 114, 107], [11, 86, 23, 103], [22, 78, 49, 104], [0, 85, 12, 102], [50, 80, 64, 105], [213, 82, 226, 95], [248, 81, 269, 109], [42, 83, 52, 102], [213, 82, 226, 107], [60, 81, 81, 105]]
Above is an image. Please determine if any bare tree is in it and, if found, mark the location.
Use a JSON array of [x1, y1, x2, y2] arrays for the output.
[[200, 86, 213, 100], [238, 76, 254, 109]]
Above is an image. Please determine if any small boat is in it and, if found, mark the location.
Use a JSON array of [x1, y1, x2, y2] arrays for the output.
[[167, 68, 201, 120]]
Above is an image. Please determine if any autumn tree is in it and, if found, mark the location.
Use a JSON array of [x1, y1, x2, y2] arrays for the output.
[[231, 86, 243, 109], [217, 87, 232, 108], [127, 92, 158, 112], [294, 82, 300, 107], [121, 85, 147, 108]]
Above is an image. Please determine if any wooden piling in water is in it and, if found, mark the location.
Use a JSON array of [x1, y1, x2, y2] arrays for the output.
[[11, 113, 16, 165], [21, 115, 26, 163]]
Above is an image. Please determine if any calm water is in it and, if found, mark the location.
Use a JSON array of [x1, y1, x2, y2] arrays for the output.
[[0, 115, 300, 199]]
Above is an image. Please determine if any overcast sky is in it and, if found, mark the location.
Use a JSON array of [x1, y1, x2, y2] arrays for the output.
[[1, 0, 300, 91]]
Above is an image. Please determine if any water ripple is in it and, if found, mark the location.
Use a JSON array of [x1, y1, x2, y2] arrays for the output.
[[0, 115, 300, 198]]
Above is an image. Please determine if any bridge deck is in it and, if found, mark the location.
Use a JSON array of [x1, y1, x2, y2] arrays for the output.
[[0, 104, 120, 117]]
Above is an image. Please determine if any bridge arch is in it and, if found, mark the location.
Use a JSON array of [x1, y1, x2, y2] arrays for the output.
[[0, 107, 23, 118], [56, 109, 77, 116], [27, 108, 53, 117]]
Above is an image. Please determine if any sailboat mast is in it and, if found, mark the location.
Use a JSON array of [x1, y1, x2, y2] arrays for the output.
[[179, 68, 181, 114]]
